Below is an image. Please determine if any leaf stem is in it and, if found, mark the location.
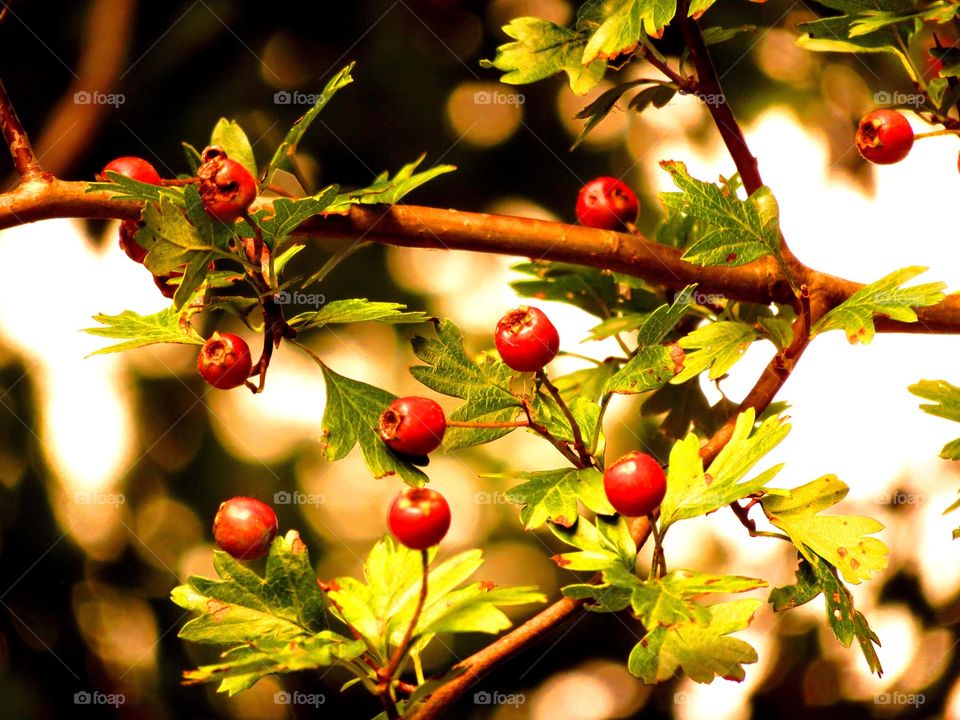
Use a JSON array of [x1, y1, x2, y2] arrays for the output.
[[445, 420, 530, 429], [378, 550, 430, 719], [536, 369, 594, 467]]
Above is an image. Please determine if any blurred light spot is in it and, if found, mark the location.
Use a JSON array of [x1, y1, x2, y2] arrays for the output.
[[489, 0, 572, 28], [530, 660, 648, 719], [223, 674, 287, 719], [260, 32, 316, 88], [820, 63, 871, 118], [72, 582, 158, 696], [178, 543, 218, 583], [486, 197, 559, 222], [480, 542, 559, 619], [446, 81, 523, 147], [756, 29, 814, 84], [134, 496, 203, 573], [834, 605, 917, 698]]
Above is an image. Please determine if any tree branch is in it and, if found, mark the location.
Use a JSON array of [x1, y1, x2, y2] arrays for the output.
[[0, 78, 43, 179]]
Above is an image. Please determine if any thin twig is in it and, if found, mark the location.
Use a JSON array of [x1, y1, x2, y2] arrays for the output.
[[0, 78, 42, 178], [537, 369, 593, 467]]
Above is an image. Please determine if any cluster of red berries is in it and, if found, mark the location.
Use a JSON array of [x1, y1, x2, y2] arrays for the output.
[[99, 149, 258, 297]]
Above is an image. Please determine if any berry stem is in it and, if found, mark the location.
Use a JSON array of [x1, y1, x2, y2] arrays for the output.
[[536, 369, 594, 468], [445, 420, 530, 429], [647, 513, 667, 578], [518, 395, 585, 469], [378, 549, 430, 719], [914, 128, 960, 139]]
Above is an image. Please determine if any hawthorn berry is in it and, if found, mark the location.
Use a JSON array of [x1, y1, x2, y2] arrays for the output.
[[388, 487, 451, 550], [118, 219, 148, 264], [98, 156, 162, 185], [379, 397, 447, 456], [576, 176, 639, 230], [494, 306, 560, 372], [855, 110, 914, 165], [197, 332, 253, 389], [212, 496, 278, 560], [197, 146, 257, 223], [603, 451, 667, 517]]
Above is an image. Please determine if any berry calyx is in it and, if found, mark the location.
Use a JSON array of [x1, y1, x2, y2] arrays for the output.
[[388, 487, 451, 550], [379, 397, 447, 456], [603, 451, 667, 517], [197, 146, 257, 223], [118, 219, 148, 264], [212, 496, 278, 560], [98, 156, 162, 185], [576, 176, 639, 230], [197, 332, 253, 389], [855, 110, 914, 165], [494, 306, 560, 372]]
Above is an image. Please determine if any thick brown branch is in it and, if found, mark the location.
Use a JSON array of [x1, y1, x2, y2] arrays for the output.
[[0, 79, 42, 178]]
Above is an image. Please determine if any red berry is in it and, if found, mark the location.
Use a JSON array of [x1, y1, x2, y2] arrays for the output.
[[98, 156, 162, 185], [212, 496, 278, 560], [379, 397, 447, 456], [603, 451, 667, 517], [388, 487, 451, 550], [855, 110, 914, 165], [576, 176, 639, 230], [494, 306, 560, 372], [197, 147, 257, 223], [197, 332, 253, 389], [118, 219, 148, 264]]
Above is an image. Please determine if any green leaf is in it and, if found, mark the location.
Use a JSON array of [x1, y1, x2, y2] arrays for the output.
[[627, 83, 677, 113], [603, 344, 685, 394], [328, 537, 544, 662], [701, 25, 757, 45], [573, 79, 664, 148], [811, 267, 945, 344], [770, 552, 882, 675], [660, 161, 781, 268], [334, 155, 456, 207], [87, 172, 184, 204], [761, 475, 889, 584], [257, 185, 340, 251], [660, 409, 789, 531], [210, 118, 257, 178], [502, 467, 614, 529], [85, 304, 205, 355], [797, 12, 915, 79], [510, 261, 623, 318], [289, 299, 429, 331], [552, 361, 621, 403], [410, 320, 522, 450], [628, 598, 761, 683], [671, 321, 758, 384], [550, 515, 637, 572], [909, 379, 960, 460], [318, 363, 428, 485], [579, 0, 678, 64], [172, 531, 362, 694], [264, 63, 354, 186], [139, 196, 218, 275], [480, 17, 606, 95], [604, 566, 766, 629]]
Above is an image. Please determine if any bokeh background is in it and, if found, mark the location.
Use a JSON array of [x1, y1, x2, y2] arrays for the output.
[[1, 0, 960, 718]]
